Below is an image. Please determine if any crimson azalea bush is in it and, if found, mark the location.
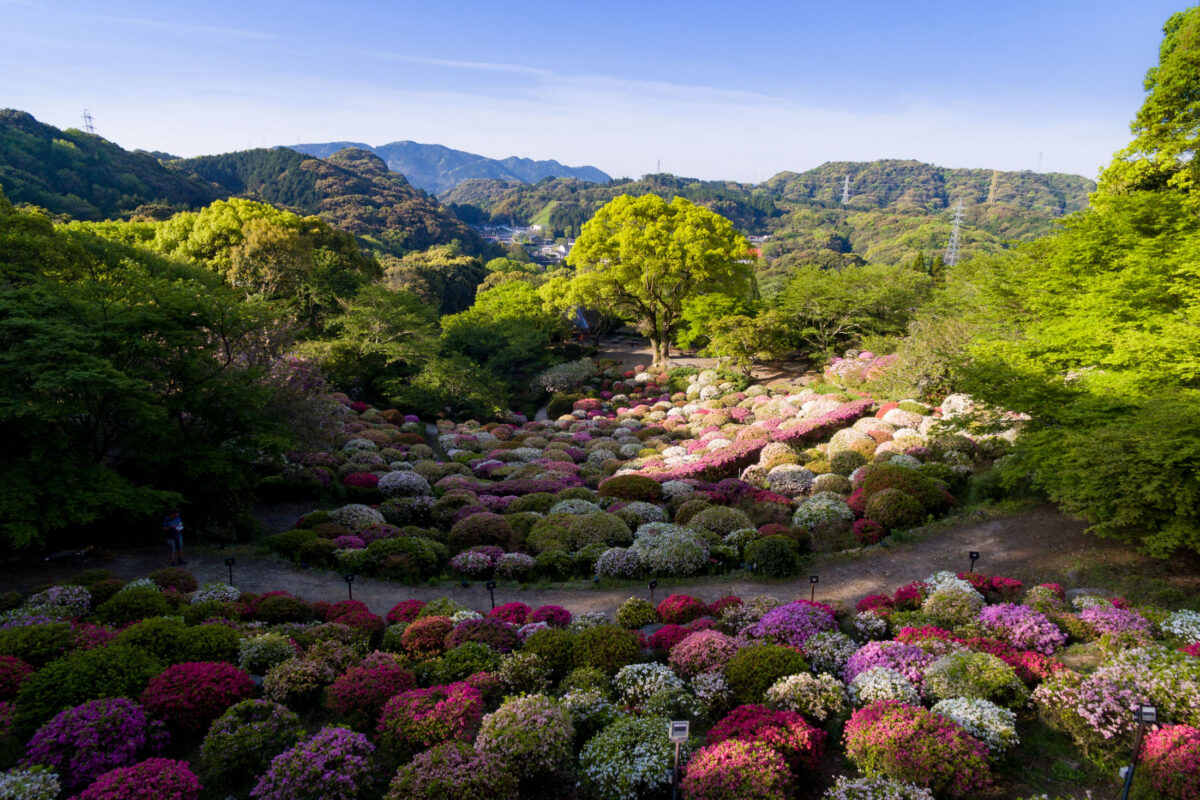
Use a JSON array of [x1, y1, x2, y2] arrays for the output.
[[376, 681, 484, 754], [140, 661, 255, 736], [401, 616, 454, 658], [1139, 724, 1200, 800], [490, 602, 531, 625], [657, 594, 709, 625], [681, 738, 792, 800], [23, 698, 167, 790], [648, 624, 690, 652], [444, 618, 518, 653], [707, 704, 825, 772], [843, 700, 993, 798], [251, 726, 375, 800], [386, 599, 425, 624], [74, 758, 200, 800], [325, 655, 416, 728], [0, 655, 33, 700], [528, 605, 571, 627]]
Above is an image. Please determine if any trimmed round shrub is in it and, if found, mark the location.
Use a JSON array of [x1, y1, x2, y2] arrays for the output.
[[578, 714, 680, 800], [401, 616, 454, 658], [199, 699, 304, 793], [849, 668, 921, 706], [140, 661, 255, 737], [566, 512, 633, 550], [744, 536, 801, 578], [147, 568, 198, 593], [843, 700, 993, 798], [707, 704, 826, 772], [522, 628, 577, 683], [325, 657, 416, 728], [689, 506, 754, 536], [573, 624, 642, 677], [75, 758, 199, 800], [747, 601, 837, 649], [13, 645, 163, 735], [529, 605, 571, 628], [384, 741, 518, 800], [657, 594, 708, 625], [1139, 724, 1200, 800], [864, 489, 925, 531], [23, 698, 167, 790], [599, 474, 664, 502], [930, 698, 1018, 754], [444, 618, 518, 654], [376, 682, 484, 754], [921, 586, 985, 629], [615, 597, 659, 629], [239, 633, 300, 675], [426, 643, 500, 685], [490, 601, 531, 625], [830, 450, 868, 476], [923, 651, 1030, 708], [765, 672, 848, 722], [670, 630, 739, 677], [476, 694, 574, 780], [448, 513, 513, 553], [725, 645, 809, 705], [262, 658, 332, 709], [681, 739, 792, 800], [94, 587, 172, 626], [254, 594, 316, 624], [251, 726, 375, 800], [0, 621, 78, 667], [386, 599, 426, 624]]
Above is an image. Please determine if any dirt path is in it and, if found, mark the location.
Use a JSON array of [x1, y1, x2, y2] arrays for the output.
[[596, 333, 810, 384], [9, 505, 1192, 617]]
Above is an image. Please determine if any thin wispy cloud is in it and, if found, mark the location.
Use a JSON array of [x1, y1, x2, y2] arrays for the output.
[[83, 14, 277, 42], [352, 48, 548, 76]]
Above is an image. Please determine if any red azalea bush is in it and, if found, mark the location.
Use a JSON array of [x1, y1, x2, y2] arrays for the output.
[[856, 595, 893, 614], [1139, 724, 1200, 800], [140, 662, 255, 736], [444, 618, 518, 653], [853, 519, 887, 546], [843, 701, 993, 798], [648, 624, 690, 652], [489, 602, 531, 625], [0, 655, 33, 700], [681, 739, 793, 800], [401, 616, 454, 658], [707, 704, 825, 772], [387, 599, 426, 624], [327, 605, 385, 641], [325, 656, 416, 727], [1182, 643, 1200, 658], [892, 582, 926, 610], [657, 594, 709, 625], [343, 472, 380, 489], [74, 758, 200, 800], [958, 637, 1065, 683], [377, 682, 484, 753], [709, 596, 743, 617], [528, 605, 571, 627]]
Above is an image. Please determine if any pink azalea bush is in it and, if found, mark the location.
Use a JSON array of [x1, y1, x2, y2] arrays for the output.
[[528, 605, 571, 627], [74, 758, 200, 800], [706, 704, 825, 772], [843, 641, 936, 692], [843, 701, 993, 798], [656, 594, 709, 625], [681, 738, 792, 800], [377, 681, 484, 753], [669, 630, 740, 677], [1139, 724, 1200, 800], [978, 603, 1067, 655], [325, 654, 416, 727], [140, 661, 255, 736]]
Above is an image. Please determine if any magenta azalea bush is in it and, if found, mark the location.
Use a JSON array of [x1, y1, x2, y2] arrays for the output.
[[843, 641, 936, 692], [73, 758, 200, 800], [978, 603, 1067, 654], [681, 738, 792, 800], [377, 682, 484, 753], [1140, 724, 1200, 800], [251, 726, 375, 800], [746, 601, 837, 649], [23, 698, 167, 790], [669, 629, 740, 677], [140, 661, 255, 736]]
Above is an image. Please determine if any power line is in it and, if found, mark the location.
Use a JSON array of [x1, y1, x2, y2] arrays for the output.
[[945, 199, 964, 266], [81, 109, 94, 134], [841, 175, 851, 204]]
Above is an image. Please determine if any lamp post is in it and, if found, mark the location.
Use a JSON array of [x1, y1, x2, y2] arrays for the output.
[[1118, 704, 1157, 800], [648, 579, 658, 605], [968, 551, 980, 572], [343, 573, 355, 600], [809, 574, 819, 603], [668, 720, 689, 800], [485, 580, 497, 611], [224, 557, 235, 586]]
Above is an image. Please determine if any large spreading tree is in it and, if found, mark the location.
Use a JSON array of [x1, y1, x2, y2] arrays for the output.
[[565, 194, 753, 367]]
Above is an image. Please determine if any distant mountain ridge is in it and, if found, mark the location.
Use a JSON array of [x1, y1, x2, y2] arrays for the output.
[[286, 139, 610, 194]]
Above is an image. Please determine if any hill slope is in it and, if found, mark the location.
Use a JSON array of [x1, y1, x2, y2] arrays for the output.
[[0, 108, 219, 219], [288, 139, 610, 194]]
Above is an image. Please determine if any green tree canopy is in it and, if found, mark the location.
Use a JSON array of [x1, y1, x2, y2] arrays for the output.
[[565, 194, 753, 366]]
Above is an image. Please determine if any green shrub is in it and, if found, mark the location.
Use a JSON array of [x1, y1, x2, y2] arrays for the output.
[[688, 506, 754, 536], [573, 543, 609, 575], [298, 537, 339, 567], [535, 550, 574, 580], [296, 511, 330, 529], [94, 587, 172, 626], [266, 529, 319, 557], [830, 450, 868, 476], [556, 487, 597, 502], [253, 594, 315, 624], [13, 644, 163, 734], [724, 644, 809, 705], [598, 475, 664, 502], [565, 512, 632, 550], [199, 699, 304, 793], [522, 628, 577, 683], [367, 536, 444, 581], [148, 568, 198, 593], [506, 493, 556, 514], [526, 516, 572, 554], [574, 624, 642, 676], [115, 617, 190, 663], [181, 600, 240, 626], [423, 642, 500, 684], [0, 621, 77, 667], [615, 597, 658, 629], [559, 666, 610, 696], [448, 513, 514, 553], [858, 464, 948, 511], [865, 488, 926, 531], [744, 535, 801, 578], [432, 492, 485, 528], [923, 651, 1030, 708], [672, 498, 711, 525]]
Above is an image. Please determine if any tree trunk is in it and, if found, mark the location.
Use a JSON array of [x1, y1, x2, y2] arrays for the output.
[[651, 336, 670, 369]]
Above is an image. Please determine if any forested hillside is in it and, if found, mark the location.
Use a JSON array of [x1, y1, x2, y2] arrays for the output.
[[290, 139, 610, 194]]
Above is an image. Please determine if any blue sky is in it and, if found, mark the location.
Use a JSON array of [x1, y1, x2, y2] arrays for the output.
[[0, 0, 1185, 182]]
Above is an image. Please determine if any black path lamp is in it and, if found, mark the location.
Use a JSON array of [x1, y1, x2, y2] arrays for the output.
[[224, 557, 235, 586], [809, 574, 819, 603], [968, 551, 980, 572], [343, 573, 355, 600], [1118, 704, 1157, 800], [648, 579, 658, 605], [485, 580, 497, 610]]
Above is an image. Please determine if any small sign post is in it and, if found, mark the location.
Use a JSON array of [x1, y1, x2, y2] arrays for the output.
[[648, 579, 658, 605], [224, 557, 235, 586], [968, 551, 980, 572], [668, 720, 689, 800], [485, 580, 497, 610], [809, 574, 819, 603], [343, 573, 355, 600]]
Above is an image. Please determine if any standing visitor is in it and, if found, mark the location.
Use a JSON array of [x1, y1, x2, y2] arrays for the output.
[[162, 509, 187, 566]]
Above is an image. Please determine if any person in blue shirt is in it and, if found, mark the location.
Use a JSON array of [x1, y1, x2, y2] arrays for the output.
[[162, 509, 187, 566]]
